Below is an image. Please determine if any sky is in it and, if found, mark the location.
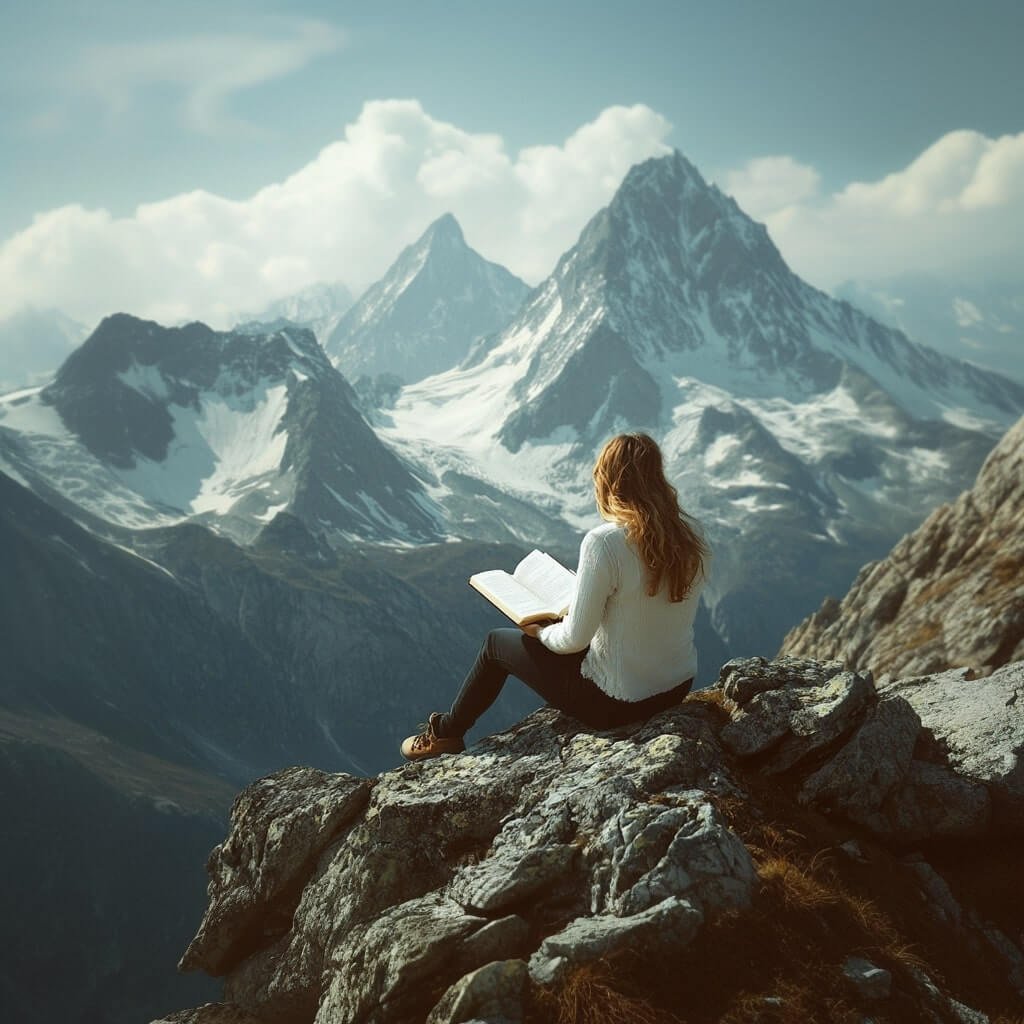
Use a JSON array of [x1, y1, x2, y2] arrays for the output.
[[1, 0, 1022, 370]]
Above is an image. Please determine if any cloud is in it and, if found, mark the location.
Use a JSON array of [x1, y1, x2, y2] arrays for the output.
[[724, 156, 821, 220], [75, 19, 345, 135], [0, 100, 672, 326], [724, 129, 1024, 292]]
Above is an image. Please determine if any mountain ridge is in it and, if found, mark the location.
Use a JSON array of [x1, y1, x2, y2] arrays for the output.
[[323, 212, 530, 385], [1, 313, 444, 545], [382, 149, 1023, 655]]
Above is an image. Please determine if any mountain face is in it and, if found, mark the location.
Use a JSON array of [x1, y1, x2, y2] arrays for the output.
[[836, 274, 1024, 386], [780, 414, 1024, 679], [234, 280, 354, 347], [0, 313, 443, 545], [0, 306, 88, 393], [323, 213, 530, 385], [0, 464, 554, 1024], [164, 656, 1024, 1023], [383, 152, 1024, 657]]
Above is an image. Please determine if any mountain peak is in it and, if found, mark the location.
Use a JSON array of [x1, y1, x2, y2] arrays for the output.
[[421, 212, 465, 249], [322, 213, 528, 384]]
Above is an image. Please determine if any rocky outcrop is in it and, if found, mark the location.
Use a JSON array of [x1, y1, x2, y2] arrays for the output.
[[881, 661, 1024, 832], [163, 657, 1024, 1024], [781, 415, 1024, 680]]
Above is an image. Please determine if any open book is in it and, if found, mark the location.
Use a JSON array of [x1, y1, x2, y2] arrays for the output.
[[469, 549, 576, 627]]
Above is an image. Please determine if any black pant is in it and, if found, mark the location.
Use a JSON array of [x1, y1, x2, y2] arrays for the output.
[[439, 628, 692, 738]]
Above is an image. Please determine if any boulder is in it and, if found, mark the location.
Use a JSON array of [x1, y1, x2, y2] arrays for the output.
[[426, 959, 530, 1024], [179, 704, 751, 1024], [149, 1005, 263, 1024], [179, 767, 372, 976], [718, 657, 875, 772], [881, 661, 1024, 832], [799, 695, 921, 819], [162, 661, 1019, 1024], [842, 956, 892, 1001]]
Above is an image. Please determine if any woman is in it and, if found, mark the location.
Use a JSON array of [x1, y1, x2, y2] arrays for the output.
[[401, 432, 709, 760]]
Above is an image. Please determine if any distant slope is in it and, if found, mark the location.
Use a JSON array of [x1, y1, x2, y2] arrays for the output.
[[0, 314, 443, 545], [0, 712, 224, 1024], [383, 151, 1024, 657], [780, 415, 1024, 679], [323, 213, 530, 385]]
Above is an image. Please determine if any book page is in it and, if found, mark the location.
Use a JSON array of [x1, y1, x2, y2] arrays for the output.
[[469, 570, 559, 624], [512, 550, 576, 615]]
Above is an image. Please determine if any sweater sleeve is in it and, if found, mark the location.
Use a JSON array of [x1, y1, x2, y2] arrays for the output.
[[537, 529, 616, 654]]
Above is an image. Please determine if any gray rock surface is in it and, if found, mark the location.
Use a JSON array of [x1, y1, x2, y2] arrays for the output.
[[715, 657, 1007, 842], [177, 702, 750, 1023], [719, 656, 875, 772], [842, 956, 892, 1001], [781, 415, 1024, 680], [179, 767, 371, 976], [426, 959, 530, 1024], [150, 1005, 263, 1024], [881, 661, 1024, 831], [163, 658, 1023, 1024], [799, 696, 921, 818]]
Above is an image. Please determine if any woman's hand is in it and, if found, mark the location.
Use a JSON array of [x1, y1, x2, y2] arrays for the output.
[[521, 616, 561, 639]]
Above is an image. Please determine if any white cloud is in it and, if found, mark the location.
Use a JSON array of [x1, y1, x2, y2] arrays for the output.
[[723, 156, 821, 220], [0, 100, 672, 326], [75, 19, 346, 135], [724, 129, 1024, 292]]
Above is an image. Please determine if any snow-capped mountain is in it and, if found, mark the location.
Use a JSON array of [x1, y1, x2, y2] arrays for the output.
[[835, 274, 1024, 385], [323, 213, 530, 385], [234, 280, 354, 347], [0, 314, 443, 545], [382, 152, 1024, 655], [0, 306, 89, 393]]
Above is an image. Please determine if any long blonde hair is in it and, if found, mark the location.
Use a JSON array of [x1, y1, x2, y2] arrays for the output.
[[593, 433, 707, 601]]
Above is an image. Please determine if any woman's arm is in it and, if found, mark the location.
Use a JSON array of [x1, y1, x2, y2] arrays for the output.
[[536, 529, 615, 653]]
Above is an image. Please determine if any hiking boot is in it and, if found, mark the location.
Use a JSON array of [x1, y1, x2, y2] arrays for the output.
[[400, 712, 465, 760]]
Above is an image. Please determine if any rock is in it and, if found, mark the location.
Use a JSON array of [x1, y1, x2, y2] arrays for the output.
[[528, 895, 704, 985], [906, 967, 990, 1023], [718, 658, 875, 773], [595, 795, 756, 917], [859, 761, 991, 843], [981, 925, 1024, 995], [842, 956, 892, 1000], [317, 896, 500, 1023], [426, 959, 530, 1024], [839, 840, 867, 862], [179, 767, 372, 976], [719, 655, 845, 705], [182, 705, 751, 1024], [149, 1005, 263, 1024], [459, 915, 531, 965], [881, 661, 1024, 832], [161, 663, 1020, 1024], [799, 696, 921, 819], [781, 416, 1024, 681]]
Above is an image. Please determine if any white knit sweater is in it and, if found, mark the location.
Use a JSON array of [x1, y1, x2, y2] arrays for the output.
[[538, 521, 705, 701]]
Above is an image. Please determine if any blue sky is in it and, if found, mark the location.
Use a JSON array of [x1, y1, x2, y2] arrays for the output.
[[3, 0, 1020, 236], [1, 0, 1022, 376]]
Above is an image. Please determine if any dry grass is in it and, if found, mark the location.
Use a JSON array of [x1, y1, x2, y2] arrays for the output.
[[990, 553, 1024, 586], [756, 855, 842, 911], [717, 980, 858, 1024], [688, 687, 731, 708], [523, 756, 1024, 1023], [530, 960, 683, 1024], [903, 620, 942, 649]]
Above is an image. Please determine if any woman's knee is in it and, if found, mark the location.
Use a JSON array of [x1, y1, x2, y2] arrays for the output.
[[484, 627, 522, 659]]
